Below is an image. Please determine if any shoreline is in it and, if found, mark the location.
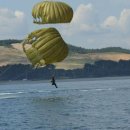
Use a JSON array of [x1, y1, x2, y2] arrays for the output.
[[0, 75, 130, 85]]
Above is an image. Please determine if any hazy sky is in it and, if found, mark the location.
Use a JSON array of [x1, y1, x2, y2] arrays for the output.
[[0, 0, 130, 49]]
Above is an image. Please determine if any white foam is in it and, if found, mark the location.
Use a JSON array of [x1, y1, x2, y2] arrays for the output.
[[17, 92, 25, 94], [80, 88, 113, 92], [95, 89, 104, 91], [80, 90, 89, 92], [0, 92, 14, 95], [37, 90, 51, 93], [0, 95, 18, 100]]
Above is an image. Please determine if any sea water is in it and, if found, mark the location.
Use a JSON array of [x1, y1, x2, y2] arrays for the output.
[[0, 77, 130, 130]]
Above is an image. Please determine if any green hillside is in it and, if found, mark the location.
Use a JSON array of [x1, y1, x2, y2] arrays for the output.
[[1, 39, 130, 54], [69, 44, 130, 54], [1, 39, 130, 69], [0, 39, 22, 46]]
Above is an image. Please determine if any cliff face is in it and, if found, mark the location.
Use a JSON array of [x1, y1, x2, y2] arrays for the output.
[[1, 42, 130, 69]]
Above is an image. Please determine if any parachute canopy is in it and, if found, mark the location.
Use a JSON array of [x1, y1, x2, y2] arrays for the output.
[[22, 28, 68, 67], [32, 1, 73, 24]]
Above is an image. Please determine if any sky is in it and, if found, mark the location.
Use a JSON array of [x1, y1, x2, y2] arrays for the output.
[[0, 0, 130, 49]]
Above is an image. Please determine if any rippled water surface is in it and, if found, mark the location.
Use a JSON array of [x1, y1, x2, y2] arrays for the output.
[[0, 77, 130, 130]]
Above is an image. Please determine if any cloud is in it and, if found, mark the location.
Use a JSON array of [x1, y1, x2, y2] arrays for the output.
[[102, 9, 130, 33], [72, 3, 93, 24], [15, 11, 24, 19], [101, 16, 118, 29], [0, 8, 28, 39], [59, 3, 130, 49], [61, 3, 98, 36], [119, 9, 130, 32]]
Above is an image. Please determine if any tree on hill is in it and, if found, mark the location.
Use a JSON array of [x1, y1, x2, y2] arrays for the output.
[[0, 39, 22, 46]]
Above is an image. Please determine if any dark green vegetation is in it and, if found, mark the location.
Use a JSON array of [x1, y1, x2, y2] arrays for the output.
[[69, 44, 130, 54], [0, 60, 130, 81], [0, 39, 22, 46]]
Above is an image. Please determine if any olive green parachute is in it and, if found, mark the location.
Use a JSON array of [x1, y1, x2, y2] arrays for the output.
[[22, 0, 73, 68], [22, 28, 68, 67], [32, 1, 73, 24]]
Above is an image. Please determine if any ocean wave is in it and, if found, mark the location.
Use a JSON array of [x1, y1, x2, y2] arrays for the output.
[[80, 88, 112, 92], [80, 90, 89, 92], [0, 92, 14, 95], [0, 95, 18, 100], [0, 90, 53, 98], [0, 92, 24, 100], [37, 90, 51, 93]]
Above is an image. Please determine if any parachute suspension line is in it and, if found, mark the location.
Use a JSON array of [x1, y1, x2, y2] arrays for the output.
[[46, 64, 56, 77], [46, 64, 56, 79]]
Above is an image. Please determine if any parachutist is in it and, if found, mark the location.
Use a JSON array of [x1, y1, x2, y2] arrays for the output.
[[22, 0, 73, 85], [51, 76, 58, 88]]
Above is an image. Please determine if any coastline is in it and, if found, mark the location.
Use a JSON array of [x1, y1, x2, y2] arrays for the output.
[[0, 75, 130, 85]]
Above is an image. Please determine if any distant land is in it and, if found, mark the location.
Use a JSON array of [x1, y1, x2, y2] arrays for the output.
[[0, 39, 130, 81], [0, 39, 130, 69]]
